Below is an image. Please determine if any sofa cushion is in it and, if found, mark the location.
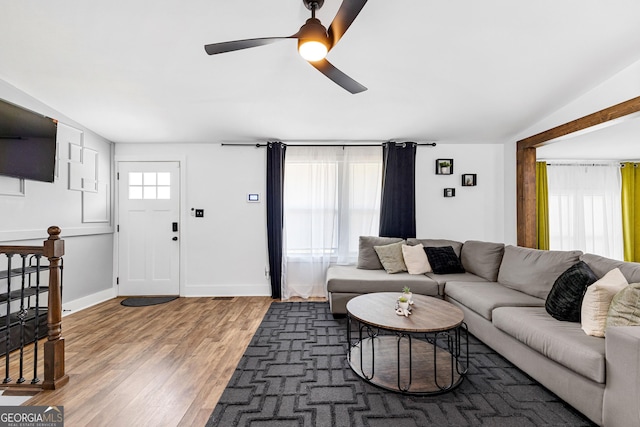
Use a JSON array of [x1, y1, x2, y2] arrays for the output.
[[545, 261, 598, 322], [357, 236, 404, 270], [497, 246, 583, 299], [401, 243, 432, 275], [374, 241, 407, 274], [581, 253, 640, 284], [492, 306, 606, 383], [407, 238, 463, 257], [460, 240, 505, 282], [606, 283, 640, 330], [445, 282, 544, 320], [426, 272, 487, 296], [326, 265, 439, 296], [581, 268, 629, 337], [426, 272, 487, 287], [424, 246, 465, 274]]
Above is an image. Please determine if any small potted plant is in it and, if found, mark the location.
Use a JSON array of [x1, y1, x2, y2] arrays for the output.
[[398, 296, 409, 311], [439, 160, 451, 174], [402, 286, 412, 303]]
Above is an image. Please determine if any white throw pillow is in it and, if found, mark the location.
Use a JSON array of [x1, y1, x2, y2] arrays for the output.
[[401, 243, 432, 275], [581, 268, 628, 337]]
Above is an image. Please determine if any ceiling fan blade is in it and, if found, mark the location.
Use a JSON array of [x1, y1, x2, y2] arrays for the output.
[[204, 37, 293, 55], [327, 0, 368, 49], [310, 58, 367, 94]]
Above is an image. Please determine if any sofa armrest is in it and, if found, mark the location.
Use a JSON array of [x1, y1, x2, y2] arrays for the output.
[[603, 326, 640, 427]]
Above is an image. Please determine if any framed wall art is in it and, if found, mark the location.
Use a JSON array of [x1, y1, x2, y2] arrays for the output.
[[444, 188, 456, 197]]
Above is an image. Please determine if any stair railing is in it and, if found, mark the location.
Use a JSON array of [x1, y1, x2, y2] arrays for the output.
[[0, 226, 67, 390]]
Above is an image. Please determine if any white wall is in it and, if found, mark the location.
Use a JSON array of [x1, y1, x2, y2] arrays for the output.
[[501, 58, 640, 245], [0, 79, 115, 311], [116, 142, 506, 296], [416, 144, 505, 242], [515, 58, 640, 140], [115, 143, 270, 297]]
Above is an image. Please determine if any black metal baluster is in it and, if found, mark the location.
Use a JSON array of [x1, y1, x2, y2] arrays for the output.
[[32, 255, 41, 384], [17, 254, 27, 383], [4, 254, 13, 384]]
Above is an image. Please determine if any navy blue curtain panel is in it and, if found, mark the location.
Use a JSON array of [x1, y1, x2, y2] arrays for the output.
[[266, 142, 286, 299], [379, 142, 417, 238]]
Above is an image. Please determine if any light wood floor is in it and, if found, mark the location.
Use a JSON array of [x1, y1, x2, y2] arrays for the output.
[[5, 296, 281, 427]]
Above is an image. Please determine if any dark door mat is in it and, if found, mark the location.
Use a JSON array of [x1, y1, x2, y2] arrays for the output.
[[120, 296, 178, 307]]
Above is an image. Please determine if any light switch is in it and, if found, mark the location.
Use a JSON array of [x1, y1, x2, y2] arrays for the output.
[[195, 209, 204, 217]]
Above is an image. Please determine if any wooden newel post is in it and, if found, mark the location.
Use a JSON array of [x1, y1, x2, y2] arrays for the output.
[[42, 226, 69, 389]]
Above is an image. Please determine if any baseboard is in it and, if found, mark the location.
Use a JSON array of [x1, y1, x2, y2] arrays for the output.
[[61, 285, 271, 310], [183, 283, 271, 297], [62, 288, 116, 316]]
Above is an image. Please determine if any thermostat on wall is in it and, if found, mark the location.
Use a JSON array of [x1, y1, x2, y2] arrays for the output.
[[247, 193, 260, 203]]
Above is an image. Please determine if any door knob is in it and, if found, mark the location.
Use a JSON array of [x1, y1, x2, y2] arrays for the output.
[[172, 236, 178, 241]]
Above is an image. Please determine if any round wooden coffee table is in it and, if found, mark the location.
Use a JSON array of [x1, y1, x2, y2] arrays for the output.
[[346, 292, 468, 395]]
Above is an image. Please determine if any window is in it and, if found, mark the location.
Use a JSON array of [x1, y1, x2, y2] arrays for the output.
[[284, 147, 382, 260], [547, 163, 623, 259], [283, 146, 382, 298], [128, 172, 170, 200]]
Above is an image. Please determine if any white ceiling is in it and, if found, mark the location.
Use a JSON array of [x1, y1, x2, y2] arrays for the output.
[[2, 1, 640, 147], [537, 116, 640, 161]]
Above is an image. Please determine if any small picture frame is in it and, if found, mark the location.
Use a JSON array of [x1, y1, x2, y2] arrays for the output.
[[461, 174, 477, 186], [444, 188, 456, 197], [435, 159, 454, 175]]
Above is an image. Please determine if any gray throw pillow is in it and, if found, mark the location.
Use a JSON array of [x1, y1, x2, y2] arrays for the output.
[[374, 241, 407, 274], [357, 236, 404, 270], [605, 283, 640, 332], [460, 240, 505, 281]]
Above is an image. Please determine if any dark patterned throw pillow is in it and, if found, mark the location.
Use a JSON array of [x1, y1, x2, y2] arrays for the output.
[[424, 246, 465, 274], [545, 260, 598, 322]]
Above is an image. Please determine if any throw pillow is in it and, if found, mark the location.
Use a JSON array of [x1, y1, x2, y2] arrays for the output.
[[401, 243, 432, 275], [581, 268, 628, 337], [357, 236, 404, 270], [408, 238, 463, 257], [374, 241, 407, 274], [424, 246, 465, 274], [605, 282, 640, 332], [545, 261, 598, 322]]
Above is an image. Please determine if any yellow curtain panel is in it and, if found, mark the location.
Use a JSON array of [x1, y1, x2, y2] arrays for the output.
[[536, 161, 549, 250], [621, 162, 640, 262]]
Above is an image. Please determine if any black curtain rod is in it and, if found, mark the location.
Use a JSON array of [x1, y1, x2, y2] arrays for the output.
[[221, 142, 437, 147]]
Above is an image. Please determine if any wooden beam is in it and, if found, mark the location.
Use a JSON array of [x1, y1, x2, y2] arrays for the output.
[[519, 96, 640, 150], [516, 96, 640, 248], [517, 145, 537, 247]]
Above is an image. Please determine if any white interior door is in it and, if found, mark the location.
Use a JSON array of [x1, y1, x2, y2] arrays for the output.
[[117, 161, 180, 296]]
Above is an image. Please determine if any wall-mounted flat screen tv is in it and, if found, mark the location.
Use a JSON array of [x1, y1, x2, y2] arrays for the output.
[[0, 98, 57, 183]]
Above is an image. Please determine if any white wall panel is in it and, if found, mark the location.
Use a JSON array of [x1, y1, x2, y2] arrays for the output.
[[0, 79, 115, 309]]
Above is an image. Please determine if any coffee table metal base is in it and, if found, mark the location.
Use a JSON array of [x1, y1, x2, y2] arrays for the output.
[[347, 321, 468, 395]]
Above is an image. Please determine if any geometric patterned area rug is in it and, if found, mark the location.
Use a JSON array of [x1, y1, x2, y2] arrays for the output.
[[207, 302, 596, 427]]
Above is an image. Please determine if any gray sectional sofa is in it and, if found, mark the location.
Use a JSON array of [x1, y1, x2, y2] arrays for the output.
[[326, 237, 640, 427]]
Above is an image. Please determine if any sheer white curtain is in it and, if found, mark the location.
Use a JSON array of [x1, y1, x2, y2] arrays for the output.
[[546, 162, 623, 260], [283, 146, 382, 299]]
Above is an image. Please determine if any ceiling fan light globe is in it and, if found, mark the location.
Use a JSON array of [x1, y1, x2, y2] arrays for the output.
[[298, 41, 328, 61]]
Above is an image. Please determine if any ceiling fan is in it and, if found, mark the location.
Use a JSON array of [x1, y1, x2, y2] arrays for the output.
[[204, 0, 368, 94]]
